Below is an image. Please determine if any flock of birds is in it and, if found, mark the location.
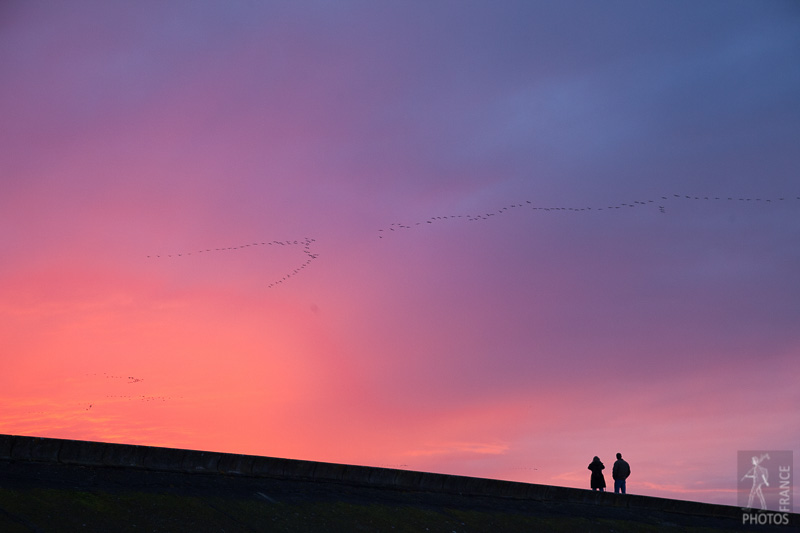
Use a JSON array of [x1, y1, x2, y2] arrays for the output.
[[377, 193, 800, 237], [105, 395, 179, 402], [64, 191, 800, 420], [85, 372, 144, 383], [78, 373, 179, 414], [143, 193, 798, 291], [147, 238, 319, 289]]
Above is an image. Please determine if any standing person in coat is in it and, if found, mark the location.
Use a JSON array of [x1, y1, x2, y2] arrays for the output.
[[588, 456, 606, 491], [612, 452, 631, 494]]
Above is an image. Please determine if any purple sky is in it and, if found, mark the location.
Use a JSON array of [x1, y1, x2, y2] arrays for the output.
[[1, 1, 799, 506]]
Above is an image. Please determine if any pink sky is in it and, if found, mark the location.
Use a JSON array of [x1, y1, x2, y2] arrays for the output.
[[2, 1, 799, 507]]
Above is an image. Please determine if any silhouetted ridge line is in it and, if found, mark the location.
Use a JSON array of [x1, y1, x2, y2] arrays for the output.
[[377, 193, 800, 237], [5, 433, 795, 532], [147, 237, 319, 289]]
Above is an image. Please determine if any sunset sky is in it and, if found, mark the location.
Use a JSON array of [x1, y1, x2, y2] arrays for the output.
[[2, 1, 799, 507]]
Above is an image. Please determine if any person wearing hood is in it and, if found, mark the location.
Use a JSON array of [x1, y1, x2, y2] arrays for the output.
[[588, 456, 606, 491]]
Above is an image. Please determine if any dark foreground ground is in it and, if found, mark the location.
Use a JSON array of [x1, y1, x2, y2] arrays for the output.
[[1, 435, 797, 532], [1, 459, 795, 533]]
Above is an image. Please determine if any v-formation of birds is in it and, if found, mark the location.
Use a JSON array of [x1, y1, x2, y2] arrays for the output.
[[146, 194, 798, 288], [77, 192, 798, 415], [147, 238, 319, 289]]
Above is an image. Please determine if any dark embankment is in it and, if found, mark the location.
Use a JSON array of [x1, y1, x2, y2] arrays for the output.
[[0, 435, 795, 532]]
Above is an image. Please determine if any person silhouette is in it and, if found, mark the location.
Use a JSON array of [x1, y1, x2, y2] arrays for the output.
[[612, 452, 631, 494], [588, 456, 606, 491], [741, 454, 769, 509]]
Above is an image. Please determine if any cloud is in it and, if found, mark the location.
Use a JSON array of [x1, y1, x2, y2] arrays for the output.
[[404, 441, 510, 458]]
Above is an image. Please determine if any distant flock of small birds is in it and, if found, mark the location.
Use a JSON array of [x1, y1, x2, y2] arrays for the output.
[[67, 192, 800, 419], [19, 374, 176, 417], [105, 395, 180, 402], [377, 193, 800, 237], [144, 194, 798, 290], [147, 237, 319, 289], [78, 372, 180, 414], [86, 372, 144, 383]]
